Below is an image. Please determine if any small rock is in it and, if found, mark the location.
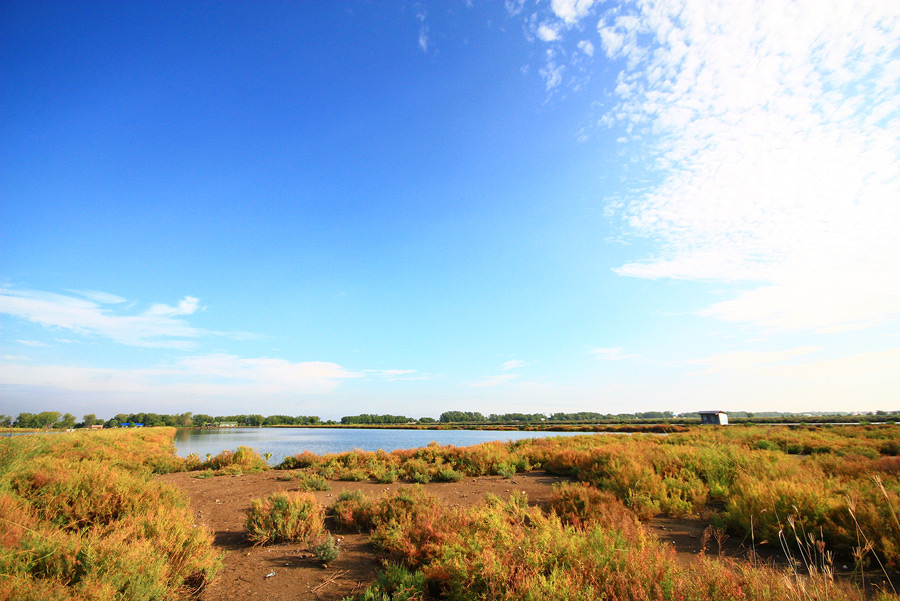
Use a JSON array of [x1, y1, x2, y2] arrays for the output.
[[265, 571, 275, 578]]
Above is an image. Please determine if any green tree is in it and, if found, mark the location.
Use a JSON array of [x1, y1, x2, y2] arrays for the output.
[[15, 413, 36, 428], [55, 413, 76, 429], [83, 414, 97, 428], [35, 411, 61, 429]]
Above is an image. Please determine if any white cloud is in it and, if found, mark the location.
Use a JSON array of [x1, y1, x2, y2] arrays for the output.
[[465, 374, 519, 388], [577, 39, 594, 56], [145, 296, 200, 317], [551, 0, 596, 24], [16, 340, 47, 347], [537, 24, 560, 42], [501, 359, 527, 370], [687, 346, 820, 373], [596, 0, 900, 333], [540, 50, 565, 90], [590, 347, 639, 361], [0, 288, 204, 347]]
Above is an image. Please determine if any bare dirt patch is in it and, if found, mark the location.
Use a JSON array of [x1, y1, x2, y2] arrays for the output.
[[159, 471, 570, 600]]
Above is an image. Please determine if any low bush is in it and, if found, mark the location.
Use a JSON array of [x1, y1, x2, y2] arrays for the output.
[[245, 491, 325, 545], [201, 445, 268, 475], [295, 471, 330, 491], [312, 533, 340, 564], [332, 490, 377, 532]]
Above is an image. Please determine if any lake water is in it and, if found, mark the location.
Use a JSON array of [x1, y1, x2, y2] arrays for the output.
[[173, 427, 587, 465]]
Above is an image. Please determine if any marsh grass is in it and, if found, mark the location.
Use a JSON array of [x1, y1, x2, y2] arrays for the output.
[[0, 427, 220, 601], [276, 425, 900, 568], [342, 487, 899, 601], [311, 424, 900, 601]]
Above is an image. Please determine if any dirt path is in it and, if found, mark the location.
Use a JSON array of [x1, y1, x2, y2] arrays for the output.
[[160, 471, 570, 600]]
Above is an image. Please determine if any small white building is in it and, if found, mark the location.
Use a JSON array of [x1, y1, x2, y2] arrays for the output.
[[699, 411, 728, 425]]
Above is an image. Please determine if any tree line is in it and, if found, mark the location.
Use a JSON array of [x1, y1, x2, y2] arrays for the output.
[[2, 409, 896, 430]]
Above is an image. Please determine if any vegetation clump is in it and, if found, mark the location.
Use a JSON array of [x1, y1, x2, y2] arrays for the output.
[[245, 491, 326, 545], [200, 445, 269, 475], [0, 427, 220, 601], [312, 534, 341, 564]]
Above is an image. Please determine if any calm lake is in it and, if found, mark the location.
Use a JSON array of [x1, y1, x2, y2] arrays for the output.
[[173, 427, 587, 465]]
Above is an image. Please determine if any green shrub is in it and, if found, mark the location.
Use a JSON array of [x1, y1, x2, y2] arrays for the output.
[[295, 472, 330, 491], [245, 491, 325, 545], [376, 469, 399, 484], [350, 563, 427, 601], [436, 467, 464, 482], [495, 461, 517, 479], [312, 534, 340, 564], [202, 445, 269, 474]]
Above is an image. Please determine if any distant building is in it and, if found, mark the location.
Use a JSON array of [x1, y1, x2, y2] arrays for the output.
[[217, 422, 238, 428], [89, 424, 104, 430], [699, 411, 728, 425]]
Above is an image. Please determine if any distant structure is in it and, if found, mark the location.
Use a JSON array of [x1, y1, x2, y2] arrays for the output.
[[89, 424, 104, 430], [699, 411, 728, 425]]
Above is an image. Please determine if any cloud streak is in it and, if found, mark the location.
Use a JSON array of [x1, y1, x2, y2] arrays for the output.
[[0, 288, 205, 348], [0, 354, 360, 397]]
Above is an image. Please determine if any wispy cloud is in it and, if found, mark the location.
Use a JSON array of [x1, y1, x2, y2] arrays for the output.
[[595, 0, 900, 333], [68, 290, 127, 304], [687, 346, 820, 373], [590, 347, 638, 361], [0, 353, 360, 396], [16, 340, 47, 347], [361, 368, 433, 381], [465, 374, 519, 388], [0, 288, 205, 348], [416, 8, 429, 53], [501, 359, 527, 370], [577, 39, 594, 57], [539, 49, 564, 90]]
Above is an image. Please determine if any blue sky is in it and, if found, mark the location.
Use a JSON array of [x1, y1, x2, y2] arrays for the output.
[[2, 0, 899, 420]]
